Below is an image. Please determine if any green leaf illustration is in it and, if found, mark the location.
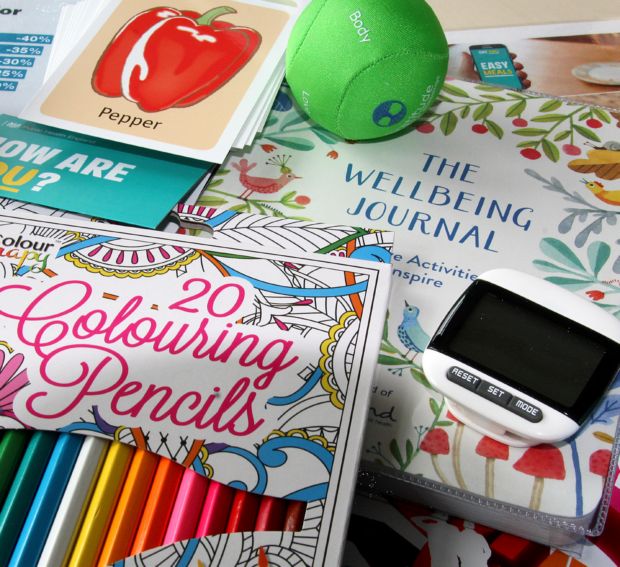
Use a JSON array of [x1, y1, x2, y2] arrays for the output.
[[311, 125, 339, 145], [506, 92, 525, 99], [436, 94, 455, 103], [197, 196, 227, 207], [214, 169, 230, 176], [406, 440, 414, 463], [379, 355, 408, 366], [474, 84, 504, 92], [513, 127, 548, 136], [516, 141, 538, 148], [473, 103, 493, 121], [229, 203, 250, 212], [437, 421, 454, 427], [442, 84, 471, 98], [381, 343, 398, 354], [544, 276, 592, 290], [411, 368, 433, 390], [573, 124, 602, 143], [206, 178, 224, 189], [533, 259, 577, 274], [587, 241, 611, 278], [460, 106, 470, 119], [593, 108, 612, 124], [264, 135, 315, 151], [540, 237, 586, 271], [280, 191, 296, 202], [280, 112, 309, 131], [282, 202, 307, 210], [382, 316, 389, 341], [390, 439, 404, 467], [440, 111, 458, 135], [506, 100, 526, 117], [542, 139, 560, 162], [539, 99, 562, 112], [579, 110, 591, 121], [265, 116, 278, 128], [486, 120, 503, 139], [481, 95, 506, 101], [429, 397, 440, 416], [531, 114, 567, 123], [554, 130, 570, 142]]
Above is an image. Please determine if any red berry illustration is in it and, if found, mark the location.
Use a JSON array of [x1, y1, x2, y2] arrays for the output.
[[586, 119, 602, 129], [586, 290, 605, 301], [472, 124, 488, 134], [562, 144, 581, 156], [416, 123, 434, 134], [520, 148, 542, 160], [512, 118, 528, 127], [294, 195, 311, 205]]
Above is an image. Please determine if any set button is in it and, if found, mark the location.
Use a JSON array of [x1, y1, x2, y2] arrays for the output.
[[446, 366, 543, 423]]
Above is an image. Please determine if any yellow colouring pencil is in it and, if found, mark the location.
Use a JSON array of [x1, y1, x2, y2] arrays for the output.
[[67, 441, 134, 567]]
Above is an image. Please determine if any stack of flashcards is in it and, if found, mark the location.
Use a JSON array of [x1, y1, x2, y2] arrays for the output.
[[0, 208, 392, 566], [0, 430, 306, 567], [0, 115, 216, 229], [22, 0, 310, 163]]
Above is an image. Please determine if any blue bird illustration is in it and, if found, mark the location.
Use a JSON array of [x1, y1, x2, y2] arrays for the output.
[[397, 301, 430, 362]]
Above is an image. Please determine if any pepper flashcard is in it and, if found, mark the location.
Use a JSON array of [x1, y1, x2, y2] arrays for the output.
[[21, 0, 300, 163], [0, 208, 392, 567]]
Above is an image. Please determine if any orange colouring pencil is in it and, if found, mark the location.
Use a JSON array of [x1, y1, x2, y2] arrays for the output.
[[97, 448, 159, 567], [283, 500, 306, 532], [129, 457, 184, 555], [254, 496, 288, 532], [226, 490, 261, 533], [162, 468, 208, 545], [195, 481, 234, 537]]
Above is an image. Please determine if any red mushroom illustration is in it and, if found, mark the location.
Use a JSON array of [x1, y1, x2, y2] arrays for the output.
[[421, 428, 451, 485], [589, 449, 612, 487], [513, 444, 566, 511], [475, 436, 509, 499]]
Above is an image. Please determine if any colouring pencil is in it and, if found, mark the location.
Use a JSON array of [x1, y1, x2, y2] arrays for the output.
[[97, 448, 159, 567], [0, 430, 30, 508], [130, 456, 184, 556], [8, 433, 84, 567], [195, 480, 235, 537], [254, 496, 288, 532], [284, 500, 306, 532], [67, 441, 134, 567], [37, 436, 109, 567], [226, 489, 261, 533], [0, 430, 57, 567], [162, 467, 209, 545]]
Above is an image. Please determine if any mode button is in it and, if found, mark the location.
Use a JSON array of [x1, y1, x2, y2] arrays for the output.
[[508, 397, 543, 423]]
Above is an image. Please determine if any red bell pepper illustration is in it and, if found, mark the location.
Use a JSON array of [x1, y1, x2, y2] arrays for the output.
[[92, 6, 262, 112]]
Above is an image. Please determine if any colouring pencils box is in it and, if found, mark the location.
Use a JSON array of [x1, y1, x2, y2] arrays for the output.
[[0, 209, 393, 566]]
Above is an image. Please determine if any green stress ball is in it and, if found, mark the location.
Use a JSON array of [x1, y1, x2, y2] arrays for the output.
[[285, 0, 448, 140]]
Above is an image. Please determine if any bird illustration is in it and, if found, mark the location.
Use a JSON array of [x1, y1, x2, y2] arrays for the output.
[[581, 179, 620, 206], [231, 156, 301, 200], [397, 301, 431, 362]]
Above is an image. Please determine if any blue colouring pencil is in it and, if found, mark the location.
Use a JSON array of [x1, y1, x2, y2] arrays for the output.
[[0, 430, 57, 567], [8, 433, 84, 567]]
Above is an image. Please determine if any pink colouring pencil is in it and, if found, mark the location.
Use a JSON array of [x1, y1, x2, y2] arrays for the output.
[[195, 481, 234, 537], [162, 468, 209, 545]]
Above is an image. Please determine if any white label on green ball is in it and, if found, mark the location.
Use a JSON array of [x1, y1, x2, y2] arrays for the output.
[[349, 11, 371, 42]]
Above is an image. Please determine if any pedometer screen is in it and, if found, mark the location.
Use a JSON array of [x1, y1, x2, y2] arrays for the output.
[[447, 292, 606, 407]]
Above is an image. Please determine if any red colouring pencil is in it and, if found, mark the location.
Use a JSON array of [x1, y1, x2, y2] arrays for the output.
[[254, 496, 288, 532], [226, 489, 261, 533], [283, 500, 306, 532], [195, 481, 234, 537], [129, 457, 183, 555], [162, 467, 209, 545]]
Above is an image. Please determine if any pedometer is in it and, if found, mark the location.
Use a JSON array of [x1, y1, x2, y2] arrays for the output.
[[423, 269, 620, 447]]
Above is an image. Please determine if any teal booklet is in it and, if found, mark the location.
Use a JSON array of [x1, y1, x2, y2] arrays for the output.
[[0, 115, 211, 228]]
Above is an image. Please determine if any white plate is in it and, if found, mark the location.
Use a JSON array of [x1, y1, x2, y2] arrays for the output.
[[572, 62, 620, 86]]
